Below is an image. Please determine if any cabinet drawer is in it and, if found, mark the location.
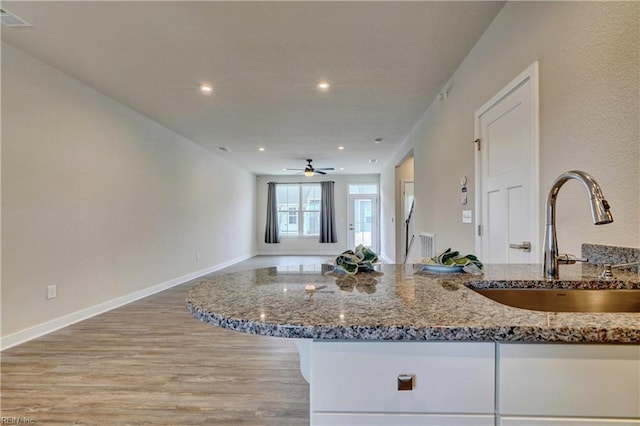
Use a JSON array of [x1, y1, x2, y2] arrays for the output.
[[498, 343, 640, 419], [310, 341, 495, 414], [313, 413, 494, 426], [499, 416, 640, 425]]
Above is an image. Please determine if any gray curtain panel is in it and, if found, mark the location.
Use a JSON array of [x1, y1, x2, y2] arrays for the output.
[[264, 182, 280, 244], [319, 181, 338, 243]]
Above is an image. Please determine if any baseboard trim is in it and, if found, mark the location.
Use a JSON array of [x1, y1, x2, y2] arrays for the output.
[[0, 254, 253, 351], [255, 252, 395, 263], [256, 250, 342, 258]]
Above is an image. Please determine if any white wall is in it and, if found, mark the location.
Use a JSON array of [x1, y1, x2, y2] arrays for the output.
[[381, 1, 639, 259], [378, 166, 396, 262], [1, 43, 257, 339], [256, 174, 380, 257]]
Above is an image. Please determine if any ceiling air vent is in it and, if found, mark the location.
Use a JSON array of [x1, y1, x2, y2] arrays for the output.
[[1, 9, 32, 27], [218, 147, 231, 152]]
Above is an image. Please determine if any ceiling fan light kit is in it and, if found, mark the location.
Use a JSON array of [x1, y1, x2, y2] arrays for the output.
[[286, 159, 334, 177]]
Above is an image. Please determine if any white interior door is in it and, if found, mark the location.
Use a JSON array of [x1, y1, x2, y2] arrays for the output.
[[475, 62, 539, 264], [348, 194, 378, 252]]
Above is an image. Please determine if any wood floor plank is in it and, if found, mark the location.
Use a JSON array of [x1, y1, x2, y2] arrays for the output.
[[1, 256, 321, 425]]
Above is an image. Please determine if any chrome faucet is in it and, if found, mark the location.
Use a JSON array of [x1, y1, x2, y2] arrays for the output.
[[543, 170, 613, 279]]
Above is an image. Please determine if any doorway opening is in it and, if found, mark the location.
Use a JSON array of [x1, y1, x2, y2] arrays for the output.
[[395, 153, 415, 262]]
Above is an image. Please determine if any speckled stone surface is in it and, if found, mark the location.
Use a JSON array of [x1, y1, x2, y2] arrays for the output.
[[582, 243, 640, 271], [186, 263, 640, 344]]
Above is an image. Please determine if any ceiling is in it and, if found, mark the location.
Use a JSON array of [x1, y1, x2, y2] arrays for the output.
[[1, 1, 504, 176]]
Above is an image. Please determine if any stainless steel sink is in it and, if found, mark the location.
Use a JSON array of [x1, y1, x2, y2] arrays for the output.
[[473, 288, 640, 313]]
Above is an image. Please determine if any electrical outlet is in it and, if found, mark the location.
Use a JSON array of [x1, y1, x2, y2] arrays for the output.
[[47, 285, 57, 300]]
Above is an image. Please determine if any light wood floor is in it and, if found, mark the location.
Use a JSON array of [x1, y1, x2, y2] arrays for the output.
[[1, 256, 329, 425]]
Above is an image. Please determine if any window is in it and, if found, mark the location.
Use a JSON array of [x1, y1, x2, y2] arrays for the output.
[[277, 184, 321, 236], [348, 184, 378, 194], [288, 207, 297, 225]]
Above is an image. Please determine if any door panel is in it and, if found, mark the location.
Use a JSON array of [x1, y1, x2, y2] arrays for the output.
[[487, 103, 523, 178], [487, 190, 506, 263], [507, 185, 530, 263]]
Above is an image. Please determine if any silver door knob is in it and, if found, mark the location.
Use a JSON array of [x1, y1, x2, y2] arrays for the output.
[[509, 241, 531, 252]]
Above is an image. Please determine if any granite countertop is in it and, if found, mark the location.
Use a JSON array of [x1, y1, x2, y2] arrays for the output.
[[186, 263, 640, 344]]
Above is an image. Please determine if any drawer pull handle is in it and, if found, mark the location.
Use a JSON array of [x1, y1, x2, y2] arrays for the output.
[[397, 374, 415, 391]]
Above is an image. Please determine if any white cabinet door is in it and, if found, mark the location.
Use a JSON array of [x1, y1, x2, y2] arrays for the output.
[[498, 343, 640, 419], [310, 341, 495, 415], [500, 416, 640, 425]]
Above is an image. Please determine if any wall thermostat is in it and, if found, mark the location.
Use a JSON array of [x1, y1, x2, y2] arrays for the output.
[[461, 176, 468, 205]]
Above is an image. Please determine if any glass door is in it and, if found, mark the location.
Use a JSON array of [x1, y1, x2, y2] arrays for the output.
[[347, 194, 378, 252]]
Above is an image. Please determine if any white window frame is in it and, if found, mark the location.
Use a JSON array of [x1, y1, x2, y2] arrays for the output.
[[277, 183, 321, 237]]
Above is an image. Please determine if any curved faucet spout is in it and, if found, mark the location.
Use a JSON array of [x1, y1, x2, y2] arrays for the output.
[[543, 170, 613, 279]]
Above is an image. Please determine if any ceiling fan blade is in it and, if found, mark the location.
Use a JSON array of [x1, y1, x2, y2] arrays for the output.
[[286, 159, 333, 174]]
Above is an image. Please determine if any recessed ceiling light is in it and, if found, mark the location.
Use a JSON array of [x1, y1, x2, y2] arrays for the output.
[[340, 167, 345, 171], [338, 146, 345, 150], [317, 80, 330, 90], [374, 138, 383, 144], [200, 84, 213, 93], [258, 147, 265, 151], [369, 159, 378, 163]]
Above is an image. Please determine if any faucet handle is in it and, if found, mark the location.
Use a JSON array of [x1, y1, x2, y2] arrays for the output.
[[556, 254, 588, 265], [601, 264, 614, 279]]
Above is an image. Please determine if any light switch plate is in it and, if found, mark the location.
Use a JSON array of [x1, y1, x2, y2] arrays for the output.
[[47, 285, 57, 299], [462, 210, 472, 224]]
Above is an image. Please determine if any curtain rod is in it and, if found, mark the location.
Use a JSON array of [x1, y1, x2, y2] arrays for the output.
[[267, 181, 335, 184]]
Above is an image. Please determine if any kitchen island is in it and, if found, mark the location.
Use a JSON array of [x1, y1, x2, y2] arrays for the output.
[[187, 264, 640, 425]]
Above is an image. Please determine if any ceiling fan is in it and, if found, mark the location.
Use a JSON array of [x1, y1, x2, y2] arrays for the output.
[[285, 159, 335, 176]]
